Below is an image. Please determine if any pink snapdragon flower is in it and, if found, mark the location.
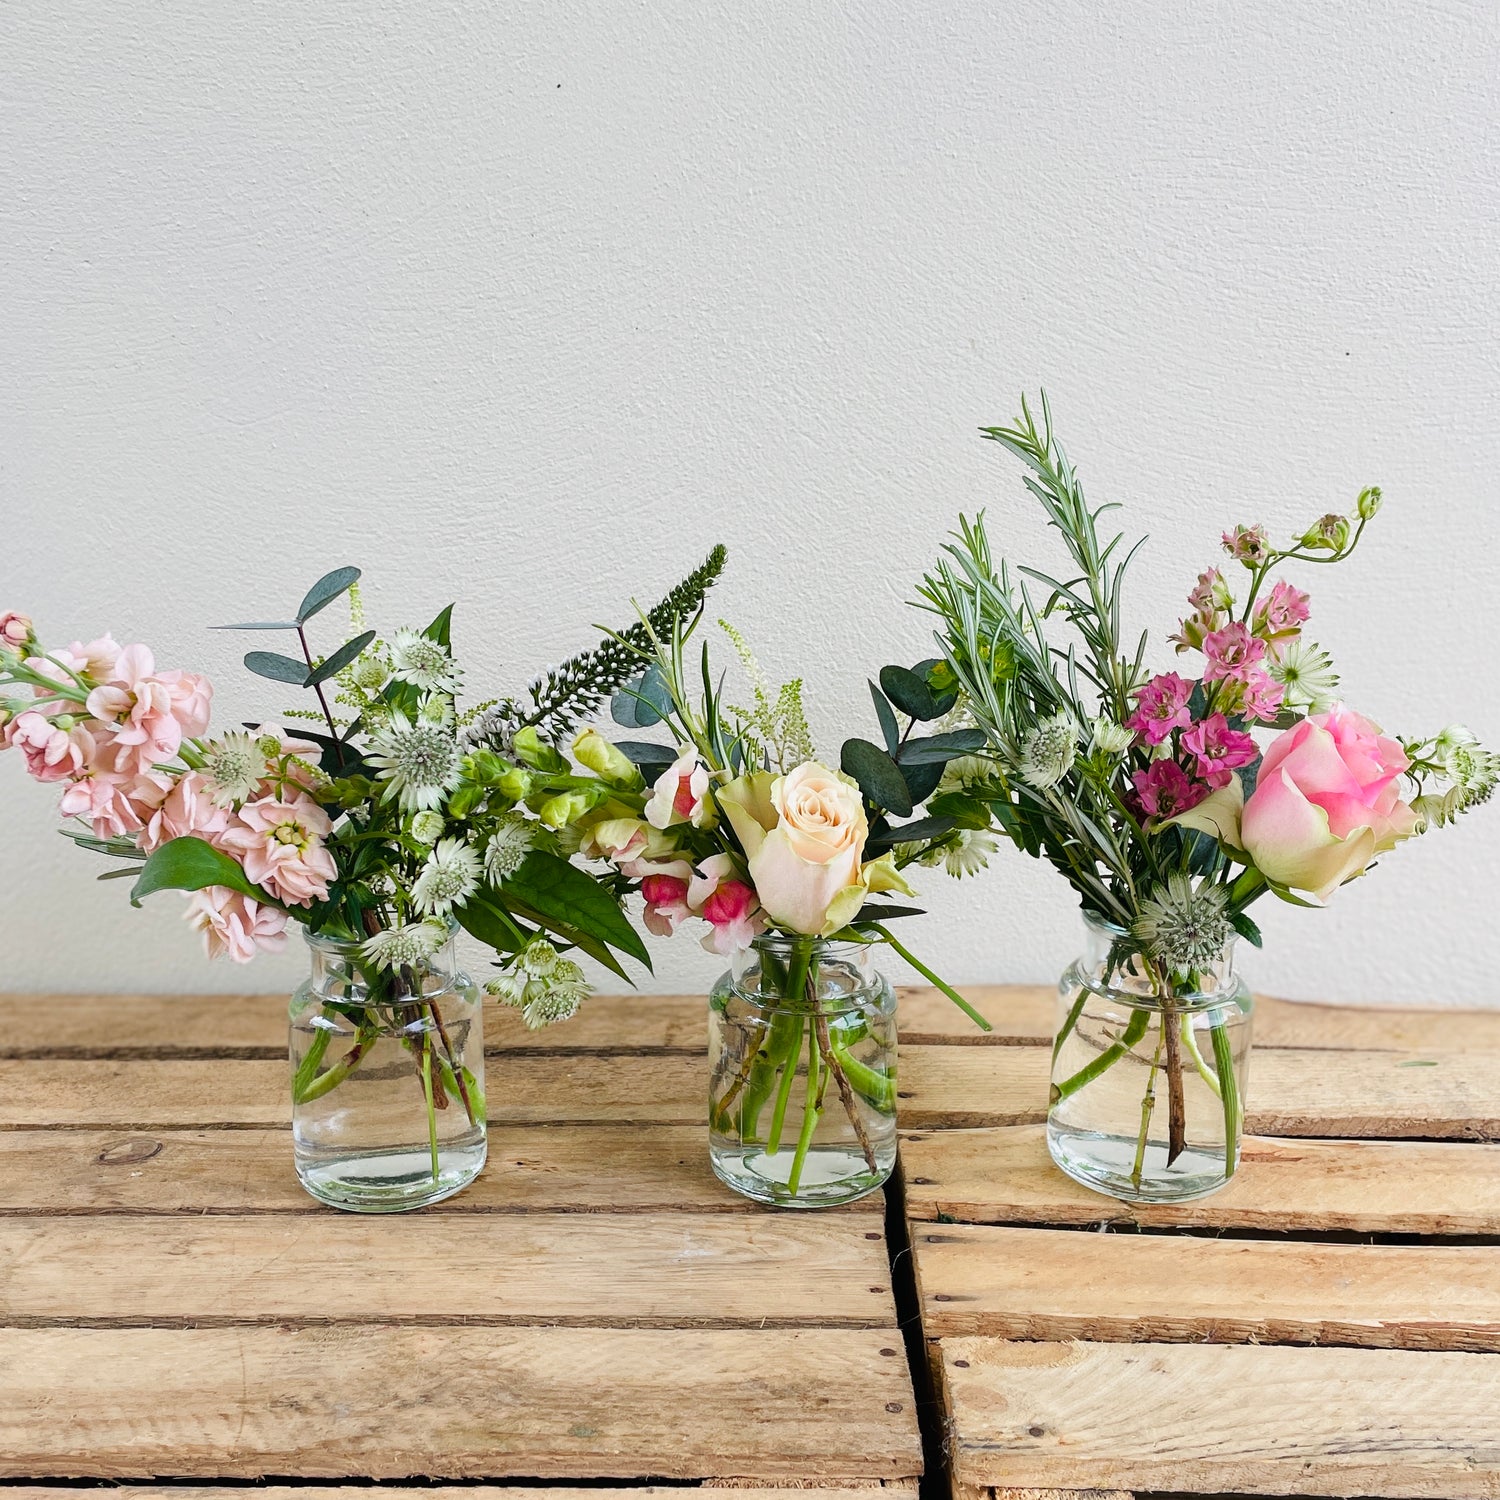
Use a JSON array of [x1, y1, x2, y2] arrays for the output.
[[644, 749, 714, 830], [1222, 524, 1270, 567], [1202, 623, 1267, 684], [140, 771, 232, 852], [0, 612, 33, 653], [698, 878, 763, 955], [640, 873, 693, 937], [1181, 713, 1259, 789], [1125, 673, 1194, 746], [218, 794, 336, 907], [1130, 760, 1209, 820], [1252, 579, 1310, 656], [85, 645, 213, 772], [9, 711, 98, 783], [185, 886, 289, 963]]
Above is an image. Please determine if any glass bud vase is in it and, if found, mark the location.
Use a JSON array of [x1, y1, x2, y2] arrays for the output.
[[1047, 915, 1253, 1203], [289, 928, 487, 1212], [708, 934, 897, 1209]]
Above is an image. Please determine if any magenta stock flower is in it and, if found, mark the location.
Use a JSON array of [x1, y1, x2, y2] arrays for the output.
[[1202, 622, 1267, 684], [1239, 670, 1285, 724], [1181, 713, 1259, 789], [1130, 760, 1209, 820], [1125, 672, 1195, 745]]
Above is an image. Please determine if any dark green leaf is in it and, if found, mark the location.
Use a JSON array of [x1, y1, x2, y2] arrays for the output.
[[130, 837, 275, 909], [865, 814, 957, 853], [879, 664, 942, 721], [306, 630, 377, 687], [869, 681, 900, 757], [1229, 911, 1263, 948], [297, 566, 362, 624], [291, 727, 368, 777], [927, 791, 998, 830], [244, 651, 312, 685], [505, 850, 651, 968], [424, 603, 454, 649], [840, 738, 913, 818], [897, 728, 988, 765], [211, 621, 300, 631], [455, 889, 532, 954], [96, 868, 143, 881], [900, 758, 944, 805], [613, 740, 678, 774], [611, 661, 672, 728], [916, 657, 960, 714], [507, 898, 631, 981], [848, 903, 927, 922]]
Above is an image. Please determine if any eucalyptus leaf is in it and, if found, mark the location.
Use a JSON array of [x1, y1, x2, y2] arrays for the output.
[[878, 664, 942, 722], [297, 566, 361, 624], [130, 836, 274, 909], [914, 657, 960, 714], [211, 621, 300, 631], [900, 758, 945, 805], [869, 680, 900, 756], [244, 650, 313, 685], [840, 738, 914, 818], [613, 740, 678, 774], [305, 630, 377, 687], [865, 814, 956, 852], [897, 728, 988, 765], [611, 661, 672, 729]]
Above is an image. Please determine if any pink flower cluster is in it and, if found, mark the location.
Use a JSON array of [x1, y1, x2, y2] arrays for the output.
[[1124, 674, 1260, 822], [641, 852, 765, 956]]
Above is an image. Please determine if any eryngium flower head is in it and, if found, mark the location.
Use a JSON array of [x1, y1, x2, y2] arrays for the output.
[[366, 712, 462, 812], [1132, 873, 1232, 974], [1019, 711, 1078, 790]]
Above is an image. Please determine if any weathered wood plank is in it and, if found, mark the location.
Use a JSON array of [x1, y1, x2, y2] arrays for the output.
[[941, 1337, 1500, 1497], [0, 1212, 896, 1328], [0, 1325, 923, 1479], [900, 1124, 1500, 1233], [2, 1490, 918, 1499], [898, 1045, 1500, 1138], [914, 1223, 1500, 1350], [899, 985, 1500, 1051], [0, 1124, 879, 1214]]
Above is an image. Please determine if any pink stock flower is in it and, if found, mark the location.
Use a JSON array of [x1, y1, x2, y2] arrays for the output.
[[1239, 670, 1285, 724], [1130, 760, 1209, 821], [0, 612, 33, 653], [218, 794, 336, 907], [641, 873, 692, 937], [698, 878, 763, 956], [1170, 570, 1232, 653], [140, 771, 232, 852], [1252, 579, 1311, 656], [9, 712, 97, 783], [644, 749, 714, 830], [56, 741, 173, 840], [1125, 673, 1195, 746], [185, 886, 289, 963], [1201, 622, 1267, 684], [85, 645, 213, 772], [1181, 713, 1259, 789], [1222, 524, 1270, 567], [1241, 706, 1418, 902]]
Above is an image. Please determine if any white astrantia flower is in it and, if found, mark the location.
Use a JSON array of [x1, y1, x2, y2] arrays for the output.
[[410, 809, 445, 846], [517, 939, 561, 980], [1019, 711, 1078, 790], [485, 972, 526, 1005], [522, 959, 590, 1029], [411, 837, 482, 917], [1131, 873, 1232, 974], [485, 812, 538, 883], [1270, 640, 1340, 714], [943, 828, 1000, 879], [199, 731, 267, 808], [366, 712, 462, 812], [351, 652, 389, 691], [362, 919, 450, 972], [936, 753, 997, 796], [1088, 716, 1135, 758], [390, 628, 463, 694]]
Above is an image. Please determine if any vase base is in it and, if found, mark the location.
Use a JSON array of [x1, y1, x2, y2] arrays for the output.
[[1047, 1123, 1236, 1204], [295, 1141, 487, 1213], [710, 1142, 892, 1209]]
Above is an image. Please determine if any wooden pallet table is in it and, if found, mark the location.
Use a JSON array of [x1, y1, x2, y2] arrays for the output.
[[898, 984, 1500, 1500], [0, 989, 922, 1490]]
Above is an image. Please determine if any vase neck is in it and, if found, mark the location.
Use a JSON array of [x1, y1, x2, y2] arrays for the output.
[[1078, 914, 1239, 1003], [731, 935, 878, 1009]]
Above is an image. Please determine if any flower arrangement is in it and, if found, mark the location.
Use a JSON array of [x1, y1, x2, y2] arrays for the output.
[[918, 394, 1495, 1198]]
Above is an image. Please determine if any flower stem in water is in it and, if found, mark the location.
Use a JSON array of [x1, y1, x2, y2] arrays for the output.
[[1131, 1026, 1166, 1190], [786, 1020, 823, 1197]]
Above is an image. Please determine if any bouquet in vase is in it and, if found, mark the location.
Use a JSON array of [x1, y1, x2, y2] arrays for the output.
[[918, 395, 1496, 1203]]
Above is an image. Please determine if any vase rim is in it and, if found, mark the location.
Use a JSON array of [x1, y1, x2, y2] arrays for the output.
[[301, 917, 459, 953]]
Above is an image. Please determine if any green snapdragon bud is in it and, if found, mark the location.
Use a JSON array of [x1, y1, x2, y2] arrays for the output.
[[539, 785, 609, 828], [461, 750, 508, 785], [511, 726, 567, 773], [497, 767, 532, 801], [572, 729, 643, 789]]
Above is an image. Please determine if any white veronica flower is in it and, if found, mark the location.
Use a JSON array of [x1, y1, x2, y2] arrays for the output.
[[366, 712, 462, 812], [411, 837, 482, 917], [1271, 640, 1340, 714], [485, 813, 538, 883], [199, 731, 267, 808], [390, 628, 463, 694], [943, 828, 1000, 878], [362, 919, 450, 972]]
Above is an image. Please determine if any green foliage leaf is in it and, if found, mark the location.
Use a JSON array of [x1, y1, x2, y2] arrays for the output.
[[927, 791, 999, 830], [211, 621, 300, 631], [306, 630, 377, 687], [455, 889, 532, 954], [611, 661, 672, 729], [869, 681, 900, 757], [840, 738, 914, 818], [865, 814, 957, 854], [504, 851, 650, 968], [897, 728, 988, 765], [614, 740, 677, 775], [1229, 911, 1264, 948], [917, 657, 960, 714], [297, 567, 362, 624], [900, 758, 945, 805], [879, 665, 943, 722], [96, 867, 143, 881], [130, 837, 275, 909], [424, 603, 454, 649], [244, 651, 311, 685]]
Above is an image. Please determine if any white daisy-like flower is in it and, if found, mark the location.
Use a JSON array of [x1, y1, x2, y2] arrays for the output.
[[409, 809, 445, 846], [390, 628, 463, 694], [1270, 640, 1340, 714], [485, 813, 538, 883], [362, 919, 450, 972], [1132, 874, 1232, 974], [523, 962, 590, 1030], [199, 731, 267, 808], [365, 712, 462, 812], [411, 837, 482, 917], [351, 652, 389, 691], [1019, 711, 1078, 791], [936, 753, 997, 796], [943, 828, 1000, 878]]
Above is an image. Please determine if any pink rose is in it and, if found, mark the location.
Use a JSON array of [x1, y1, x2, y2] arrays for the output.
[[1125, 672, 1194, 746], [9, 712, 98, 783], [185, 886, 289, 963], [1180, 713, 1258, 789], [218, 794, 336, 907], [140, 771, 232, 852], [85, 644, 213, 772], [1241, 706, 1418, 901]]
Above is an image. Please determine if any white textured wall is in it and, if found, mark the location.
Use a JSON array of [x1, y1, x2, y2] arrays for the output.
[[4, 2, 1498, 1006]]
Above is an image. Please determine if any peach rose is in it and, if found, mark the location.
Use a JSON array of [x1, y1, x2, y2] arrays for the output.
[[1241, 706, 1418, 902]]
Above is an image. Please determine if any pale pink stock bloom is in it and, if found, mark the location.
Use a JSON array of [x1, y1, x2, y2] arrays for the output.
[[698, 878, 764, 956], [85, 644, 213, 772], [185, 886, 289, 963], [9, 711, 98, 783], [57, 740, 173, 840], [28, 636, 122, 698], [140, 771, 232, 852], [0, 612, 32, 651], [218, 794, 336, 907], [644, 749, 714, 830], [640, 874, 693, 937]]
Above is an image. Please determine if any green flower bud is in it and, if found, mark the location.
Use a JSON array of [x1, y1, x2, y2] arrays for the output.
[[1356, 486, 1383, 521], [511, 726, 567, 773], [538, 788, 597, 828], [497, 767, 532, 801], [462, 750, 507, 785], [447, 782, 483, 819], [410, 809, 445, 845], [1299, 513, 1350, 552], [572, 729, 643, 789]]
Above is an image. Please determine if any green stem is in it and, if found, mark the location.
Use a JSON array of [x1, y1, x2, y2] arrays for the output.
[[420, 1031, 440, 1184], [1181, 1015, 1222, 1098], [1210, 1017, 1241, 1179], [830, 1037, 895, 1112], [294, 1019, 380, 1104], [1050, 1006, 1151, 1104], [737, 1009, 802, 1141], [786, 1020, 823, 1197], [869, 923, 992, 1033], [1131, 1027, 1166, 1190], [1051, 990, 1089, 1065], [766, 1013, 805, 1154], [291, 1026, 333, 1102]]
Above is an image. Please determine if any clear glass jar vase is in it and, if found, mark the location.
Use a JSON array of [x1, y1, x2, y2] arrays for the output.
[[708, 934, 897, 1209], [1047, 914, 1253, 1203], [289, 928, 487, 1212]]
